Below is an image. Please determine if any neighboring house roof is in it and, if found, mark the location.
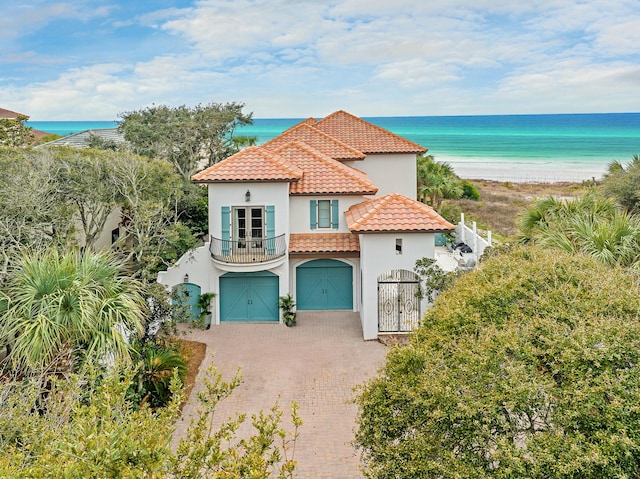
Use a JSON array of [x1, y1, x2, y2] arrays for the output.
[[262, 123, 365, 161], [314, 110, 427, 154], [345, 193, 454, 233], [192, 145, 303, 183], [289, 233, 360, 254], [37, 128, 124, 148], [275, 141, 377, 196], [0, 108, 27, 119]]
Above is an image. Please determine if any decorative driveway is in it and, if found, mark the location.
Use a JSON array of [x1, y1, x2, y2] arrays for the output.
[[173, 311, 387, 478]]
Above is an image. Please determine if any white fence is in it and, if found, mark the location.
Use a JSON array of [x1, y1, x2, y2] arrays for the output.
[[455, 213, 492, 261]]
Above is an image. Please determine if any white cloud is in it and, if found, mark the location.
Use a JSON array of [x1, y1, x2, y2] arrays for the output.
[[3, 0, 640, 118], [0, 2, 114, 40]]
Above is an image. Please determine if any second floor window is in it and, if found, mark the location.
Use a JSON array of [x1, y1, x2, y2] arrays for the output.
[[310, 199, 339, 230], [318, 200, 331, 228]]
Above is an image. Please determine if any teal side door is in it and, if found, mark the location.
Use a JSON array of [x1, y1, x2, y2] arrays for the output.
[[220, 271, 279, 322], [172, 282, 201, 322], [296, 260, 353, 310]]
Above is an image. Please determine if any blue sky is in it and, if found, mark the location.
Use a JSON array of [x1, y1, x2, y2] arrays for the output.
[[1, 0, 639, 120]]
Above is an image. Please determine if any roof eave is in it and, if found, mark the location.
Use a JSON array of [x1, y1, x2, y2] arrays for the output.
[[349, 227, 455, 234], [192, 178, 300, 184]]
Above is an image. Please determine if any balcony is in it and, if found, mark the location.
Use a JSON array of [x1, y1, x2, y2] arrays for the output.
[[209, 234, 287, 264]]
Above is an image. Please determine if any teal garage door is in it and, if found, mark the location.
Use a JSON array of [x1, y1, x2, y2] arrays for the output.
[[296, 259, 353, 310], [220, 271, 279, 322]]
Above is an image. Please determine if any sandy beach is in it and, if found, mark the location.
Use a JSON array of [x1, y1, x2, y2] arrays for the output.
[[440, 156, 608, 183]]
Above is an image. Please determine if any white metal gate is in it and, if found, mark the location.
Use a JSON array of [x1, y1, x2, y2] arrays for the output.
[[377, 270, 421, 332]]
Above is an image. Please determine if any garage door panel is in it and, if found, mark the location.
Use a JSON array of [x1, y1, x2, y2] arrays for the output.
[[220, 277, 250, 321], [326, 267, 353, 309], [220, 272, 278, 322], [296, 267, 325, 310], [296, 260, 353, 311], [251, 277, 279, 320]]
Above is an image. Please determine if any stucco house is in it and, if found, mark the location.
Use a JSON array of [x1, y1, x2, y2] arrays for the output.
[[158, 110, 454, 340]]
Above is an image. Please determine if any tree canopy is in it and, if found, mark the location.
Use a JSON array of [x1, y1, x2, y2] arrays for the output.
[[0, 114, 34, 147], [0, 146, 194, 281], [355, 246, 640, 479], [417, 154, 473, 210], [118, 102, 253, 179]]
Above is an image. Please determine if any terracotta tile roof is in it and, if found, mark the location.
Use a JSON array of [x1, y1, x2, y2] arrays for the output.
[[0, 108, 27, 119], [345, 193, 454, 233], [263, 123, 365, 161], [314, 110, 427, 154], [289, 233, 360, 253], [192, 146, 302, 183], [275, 141, 378, 195], [281, 117, 319, 132]]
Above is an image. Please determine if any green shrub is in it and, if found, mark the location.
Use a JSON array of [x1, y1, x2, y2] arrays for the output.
[[355, 246, 640, 479], [461, 180, 480, 200]]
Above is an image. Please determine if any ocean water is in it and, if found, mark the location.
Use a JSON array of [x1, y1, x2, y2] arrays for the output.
[[28, 113, 640, 182]]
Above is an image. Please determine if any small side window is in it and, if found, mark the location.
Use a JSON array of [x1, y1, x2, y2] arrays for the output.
[[318, 200, 331, 228], [396, 238, 403, 255]]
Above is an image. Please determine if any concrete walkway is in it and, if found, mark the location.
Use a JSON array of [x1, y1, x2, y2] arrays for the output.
[[173, 311, 387, 478]]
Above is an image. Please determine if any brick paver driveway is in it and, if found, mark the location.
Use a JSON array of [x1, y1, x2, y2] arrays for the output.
[[173, 311, 387, 478]]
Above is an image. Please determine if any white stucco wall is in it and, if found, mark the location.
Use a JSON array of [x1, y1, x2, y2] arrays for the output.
[[157, 244, 212, 293], [342, 153, 417, 199], [359, 233, 436, 340], [208, 182, 290, 239], [75, 207, 122, 250], [289, 195, 368, 234]]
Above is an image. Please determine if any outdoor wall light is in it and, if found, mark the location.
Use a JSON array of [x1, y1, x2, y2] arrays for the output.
[[245, 190, 251, 202], [183, 273, 189, 283]]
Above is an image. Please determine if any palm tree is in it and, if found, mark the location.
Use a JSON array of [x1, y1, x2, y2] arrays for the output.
[[0, 249, 145, 374], [601, 154, 640, 214], [416, 154, 463, 210], [517, 193, 640, 269]]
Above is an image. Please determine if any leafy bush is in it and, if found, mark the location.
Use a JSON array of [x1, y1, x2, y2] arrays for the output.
[[0, 361, 301, 478], [461, 180, 480, 200], [600, 155, 640, 213], [355, 246, 640, 479]]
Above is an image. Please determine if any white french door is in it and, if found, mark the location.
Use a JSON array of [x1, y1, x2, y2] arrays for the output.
[[233, 207, 264, 252]]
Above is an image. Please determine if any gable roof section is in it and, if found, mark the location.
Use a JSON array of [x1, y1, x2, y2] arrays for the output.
[[289, 233, 360, 254], [0, 108, 27, 119], [275, 141, 377, 195], [192, 146, 302, 183], [262, 123, 365, 161], [281, 117, 319, 133], [314, 110, 427, 154], [345, 193, 454, 233]]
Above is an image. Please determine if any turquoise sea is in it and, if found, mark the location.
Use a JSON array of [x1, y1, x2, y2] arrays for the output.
[[28, 113, 640, 182]]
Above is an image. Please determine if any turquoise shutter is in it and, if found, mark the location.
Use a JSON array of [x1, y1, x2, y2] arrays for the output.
[[265, 205, 275, 254], [331, 200, 339, 229], [221, 206, 230, 255], [310, 200, 317, 230]]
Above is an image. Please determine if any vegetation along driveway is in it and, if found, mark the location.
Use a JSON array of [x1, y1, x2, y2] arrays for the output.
[[174, 311, 387, 478]]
